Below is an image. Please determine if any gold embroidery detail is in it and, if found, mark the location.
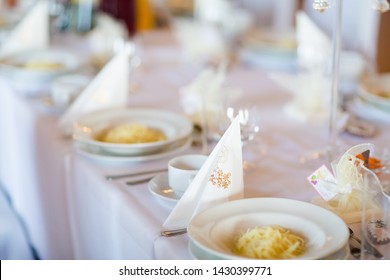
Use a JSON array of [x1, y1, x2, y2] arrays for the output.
[[209, 167, 231, 189]]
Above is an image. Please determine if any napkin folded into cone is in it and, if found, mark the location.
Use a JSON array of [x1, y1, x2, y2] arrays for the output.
[[309, 143, 389, 223], [58, 48, 130, 136], [179, 63, 242, 139], [0, 0, 49, 58], [267, 11, 332, 123], [269, 71, 331, 123], [172, 18, 227, 63], [162, 116, 244, 230]]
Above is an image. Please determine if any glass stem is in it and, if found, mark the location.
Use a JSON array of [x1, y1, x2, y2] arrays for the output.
[[327, 0, 343, 161]]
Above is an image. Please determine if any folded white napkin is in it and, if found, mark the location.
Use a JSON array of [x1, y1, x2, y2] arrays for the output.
[[180, 63, 242, 135], [263, 12, 333, 123], [58, 48, 130, 136], [162, 116, 244, 230], [195, 0, 253, 43], [268, 71, 331, 123], [86, 13, 128, 69], [172, 18, 227, 63], [0, 0, 49, 58], [174, 0, 252, 63], [296, 11, 331, 71]]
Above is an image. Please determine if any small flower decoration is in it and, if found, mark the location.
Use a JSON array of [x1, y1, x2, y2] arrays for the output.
[[209, 167, 232, 189]]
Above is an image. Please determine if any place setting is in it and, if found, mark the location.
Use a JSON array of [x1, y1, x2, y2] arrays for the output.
[[150, 115, 352, 260], [46, 40, 194, 164], [72, 107, 194, 164]]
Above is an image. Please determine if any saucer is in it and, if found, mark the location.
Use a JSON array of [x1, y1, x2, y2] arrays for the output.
[[38, 95, 68, 114], [148, 173, 183, 202]]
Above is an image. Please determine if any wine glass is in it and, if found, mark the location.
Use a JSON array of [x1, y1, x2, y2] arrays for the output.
[[217, 97, 263, 172]]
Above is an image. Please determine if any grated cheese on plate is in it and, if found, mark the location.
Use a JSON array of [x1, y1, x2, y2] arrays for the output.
[[234, 225, 305, 259]]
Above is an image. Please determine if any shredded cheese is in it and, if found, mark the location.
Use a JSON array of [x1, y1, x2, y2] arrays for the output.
[[234, 225, 305, 259], [24, 60, 65, 70], [97, 123, 167, 144]]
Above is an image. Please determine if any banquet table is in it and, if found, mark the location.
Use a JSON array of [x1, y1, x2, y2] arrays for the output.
[[1, 28, 389, 260]]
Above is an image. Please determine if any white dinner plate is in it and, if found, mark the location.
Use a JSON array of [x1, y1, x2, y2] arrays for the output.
[[74, 136, 192, 164], [148, 172, 182, 202], [73, 108, 193, 156], [188, 239, 350, 260], [187, 197, 349, 260], [240, 29, 297, 71], [357, 73, 390, 112], [0, 48, 81, 94], [348, 97, 390, 125]]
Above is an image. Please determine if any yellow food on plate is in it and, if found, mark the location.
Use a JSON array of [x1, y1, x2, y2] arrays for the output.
[[24, 60, 65, 70], [234, 225, 305, 259], [97, 123, 167, 144]]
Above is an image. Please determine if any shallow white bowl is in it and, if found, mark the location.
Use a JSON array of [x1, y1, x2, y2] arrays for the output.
[[188, 197, 349, 260], [0, 48, 81, 93], [358, 73, 390, 112], [73, 108, 193, 156]]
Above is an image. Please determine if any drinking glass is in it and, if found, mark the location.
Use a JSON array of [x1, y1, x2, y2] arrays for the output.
[[217, 96, 263, 172]]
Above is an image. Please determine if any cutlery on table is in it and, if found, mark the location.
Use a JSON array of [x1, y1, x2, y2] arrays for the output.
[[126, 176, 155, 186], [160, 228, 187, 237], [105, 168, 167, 181], [348, 227, 384, 259]]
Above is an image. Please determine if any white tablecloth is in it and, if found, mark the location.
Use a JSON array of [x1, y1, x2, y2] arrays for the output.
[[1, 30, 389, 260]]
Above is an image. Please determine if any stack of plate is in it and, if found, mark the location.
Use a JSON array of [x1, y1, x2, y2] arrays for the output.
[[349, 73, 390, 124], [72, 108, 193, 163], [187, 197, 350, 260]]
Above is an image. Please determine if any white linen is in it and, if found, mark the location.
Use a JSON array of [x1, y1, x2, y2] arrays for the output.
[[0, 0, 48, 58], [0, 184, 34, 260], [0, 77, 73, 259]]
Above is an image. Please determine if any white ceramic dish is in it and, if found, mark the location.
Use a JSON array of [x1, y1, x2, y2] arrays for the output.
[[74, 136, 192, 164], [357, 73, 390, 112], [188, 239, 350, 260], [187, 197, 349, 260], [348, 97, 390, 125], [0, 48, 81, 93], [240, 29, 297, 71], [148, 173, 182, 202], [73, 108, 193, 156]]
